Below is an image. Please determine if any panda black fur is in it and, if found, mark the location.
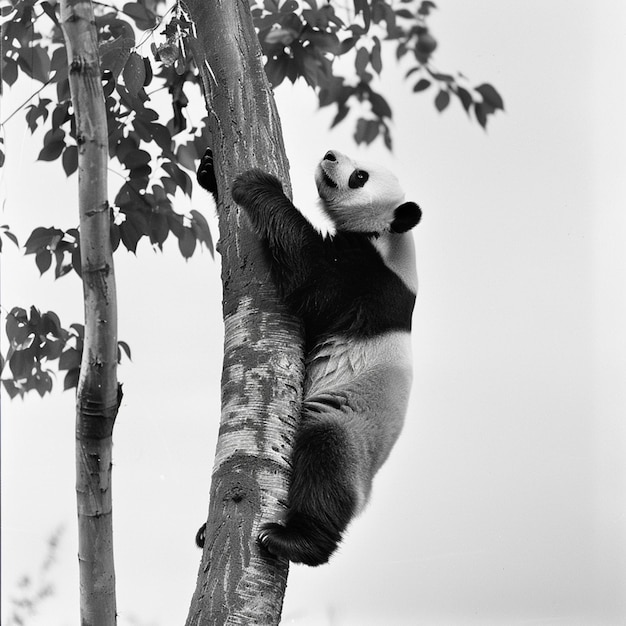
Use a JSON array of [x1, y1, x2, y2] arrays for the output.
[[197, 149, 421, 566]]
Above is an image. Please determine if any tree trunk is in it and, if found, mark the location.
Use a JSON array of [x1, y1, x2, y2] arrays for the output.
[[183, 1, 304, 624], [60, 1, 120, 624]]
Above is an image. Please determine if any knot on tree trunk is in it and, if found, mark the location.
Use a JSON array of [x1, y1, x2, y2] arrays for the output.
[[76, 383, 123, 440]]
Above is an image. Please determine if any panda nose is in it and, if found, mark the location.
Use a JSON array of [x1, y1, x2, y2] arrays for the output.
[[324, 151, 336, 162]]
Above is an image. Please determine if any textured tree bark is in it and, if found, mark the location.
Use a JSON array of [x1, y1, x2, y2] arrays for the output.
[[60, 1, 120, 624], [183, 1, 304, 624]]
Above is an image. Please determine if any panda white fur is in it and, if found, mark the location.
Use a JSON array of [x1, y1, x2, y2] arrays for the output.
[[197, 149, 421, 566]]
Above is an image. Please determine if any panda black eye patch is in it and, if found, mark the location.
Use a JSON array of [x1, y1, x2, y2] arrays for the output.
[[348, 169, 369, 189]]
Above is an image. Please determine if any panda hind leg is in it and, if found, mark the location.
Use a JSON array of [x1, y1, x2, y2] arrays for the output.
[[258, 415, 358, 566]]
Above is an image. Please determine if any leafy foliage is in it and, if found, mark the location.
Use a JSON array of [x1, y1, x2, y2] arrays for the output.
[[4, 527, 64, 626], [0, 224, 20, 251], [2, 0, 503, 168], [2, 306, 130, 398], [2, 0, 214, 261], [1, 0, 502, 395], [253, 0, 503, 148], [2, 0, 502, 254]]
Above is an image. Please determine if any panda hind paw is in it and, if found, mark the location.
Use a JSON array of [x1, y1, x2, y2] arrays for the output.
[[257, 521, 336, 567]]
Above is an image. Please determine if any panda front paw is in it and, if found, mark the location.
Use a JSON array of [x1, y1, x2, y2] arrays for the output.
[[231, 169, 283, 209], [197, 148, 218, 197]]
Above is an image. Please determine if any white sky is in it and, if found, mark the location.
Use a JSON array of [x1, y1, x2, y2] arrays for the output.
[[2, 1, 626, 625]]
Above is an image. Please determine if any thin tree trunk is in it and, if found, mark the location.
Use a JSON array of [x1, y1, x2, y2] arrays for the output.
[[183, 1, 303, 624], [60, 1, 120, 624]]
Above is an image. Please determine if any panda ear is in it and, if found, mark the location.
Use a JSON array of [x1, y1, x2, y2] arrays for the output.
[[390, 202, 422, 233]]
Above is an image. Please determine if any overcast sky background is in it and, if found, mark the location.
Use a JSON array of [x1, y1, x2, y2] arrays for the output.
[[2, 1, 626, 625]]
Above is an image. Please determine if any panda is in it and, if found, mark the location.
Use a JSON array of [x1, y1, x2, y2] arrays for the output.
[[196, 148, 421, 566]]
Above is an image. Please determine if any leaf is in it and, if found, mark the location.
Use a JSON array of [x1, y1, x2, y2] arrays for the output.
[[52, 100, 71, 129], [1, 227, 19, 248], [25, 98, 52, 132], [50, 47, 68, 81], [63, 368, 80, 391], [474, 102, 488, 128], [38, 129, 65, 162], [10, 346, 36, 379], [24, 227, 64, 254], [62, 145, 78, 176], [331, 102, 349, 128], [56, 77, 71, 102], [42, 311, 64, 338], [122, 52, 146, 97], [176, 143, 198, 172], [382, 123, 393, 151], [429, 70, 454, 83], [34, 371, 53, 397], [6, 307, 30, 346], [434, 89, 450, 112], [70, 323, 85, 339], [2, 57, 18, 87], [149, 211, 169, 248], [354, 46, 369, 77], [265, 27, 298, 46], [413, 78, 431, 92], [418, 1, 437, 16], [354, 118, 379, 145], [177, 227, 196, 259], [71, 243, 82, 278], [370, 38, 382, 74], [100, 36, 134, 79], [279, 0, 299, 13], [35, 249, 52, 275], [339, 37, 357, 55], [59, 347, 81, 371], [119, 209, 149, 253], [123, 149, 151, 169], [162, 162, 192, 197], [190, 210, 213, 255], [114, 136, 140, 163], [265, 54, 290, 88], [475, 83, 504, 111], [40, 1, 59, 26], [369, 92, 392, 119], [117, 341, 133, 361], [396, 42, 408, 60], [110, 223, 121, 252], [354, 0, 371, 31], [41, 337, 64, 360], [2, 379, 21, 400], [123, 2, 157, 30], [29, 45, 51, 83], [150, 123, 172, 152], [455, 85, 473, 112]]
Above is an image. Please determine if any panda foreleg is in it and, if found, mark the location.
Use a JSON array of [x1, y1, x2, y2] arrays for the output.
[[232, 169, 325, 293], [258, 401, 359, 566]]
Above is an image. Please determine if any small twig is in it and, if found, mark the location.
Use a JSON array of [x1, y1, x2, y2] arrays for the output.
[[0, 77, 55, 126]]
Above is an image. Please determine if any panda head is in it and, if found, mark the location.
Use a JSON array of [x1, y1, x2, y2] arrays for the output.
[[314, 150, 421, 235]]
